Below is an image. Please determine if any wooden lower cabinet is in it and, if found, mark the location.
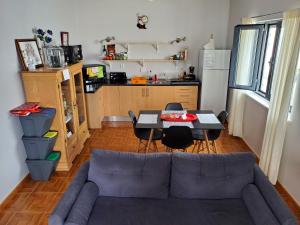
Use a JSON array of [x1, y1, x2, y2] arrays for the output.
[[86, 88, 104, 128], [174, 86, 198, 110], [85, 85, 199, 127], [21, 63, 90, 171], [147, 86, 175, 110]]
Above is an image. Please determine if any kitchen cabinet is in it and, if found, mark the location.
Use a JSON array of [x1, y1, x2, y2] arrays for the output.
[[85, 87, 104, 129], [85, 85, 199, 129], [118, 86, 179, 115], [21, 63, 90, 171], [174, 86, 198, 109], [119, 86, 143, 115], [103, 86, 120, 116], [147, 86, 175, 110]]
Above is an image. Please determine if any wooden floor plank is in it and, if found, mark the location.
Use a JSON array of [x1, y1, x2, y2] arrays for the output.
[[0, 122, 299, 224]]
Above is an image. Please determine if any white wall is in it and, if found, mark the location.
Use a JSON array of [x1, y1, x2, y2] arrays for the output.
[[0, 0, 79, 203], [227, 0, 300, 47], [0, 0, 230, 203], [242, 95, 268, 156], [75, 0, 230, 78], [228, 0, 300, 204]]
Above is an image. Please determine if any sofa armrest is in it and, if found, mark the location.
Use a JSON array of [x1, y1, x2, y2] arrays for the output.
[[242, 184, 280, 225], [48, 162, 90, 225], [65, 182, 99, 225], [254, 165, 298, 225]]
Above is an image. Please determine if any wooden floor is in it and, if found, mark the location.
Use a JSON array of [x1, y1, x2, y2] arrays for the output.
[[0, 122, 299, 224]]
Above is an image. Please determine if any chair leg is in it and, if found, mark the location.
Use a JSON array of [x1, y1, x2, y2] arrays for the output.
[[196, 141, 204, 153], [153, 141, 158, 152], [137, 139, 142, 153], [192, 142, 197, 153], [165, 146, 169, 152], [212, 140, 217, 153]]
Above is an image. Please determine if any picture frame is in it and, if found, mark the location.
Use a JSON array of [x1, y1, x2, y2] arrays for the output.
[[60, 31, 69, 46], [15, 39, 43, 71]]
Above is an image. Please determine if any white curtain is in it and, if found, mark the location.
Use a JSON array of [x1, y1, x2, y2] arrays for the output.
[[228, 17, 254, 137], [259, 9, 300, 184]]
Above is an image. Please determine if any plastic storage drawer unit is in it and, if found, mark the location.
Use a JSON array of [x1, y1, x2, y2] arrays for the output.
[[26, 151, 61, 181], [19, 108, 56, 137], [22, 131, 58, 160]]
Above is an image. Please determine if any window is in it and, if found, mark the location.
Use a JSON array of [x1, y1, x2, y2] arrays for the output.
[[229, 21, 282, 100]]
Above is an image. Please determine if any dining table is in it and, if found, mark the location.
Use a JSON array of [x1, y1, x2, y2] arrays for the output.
[[136, 110, 225, 153]]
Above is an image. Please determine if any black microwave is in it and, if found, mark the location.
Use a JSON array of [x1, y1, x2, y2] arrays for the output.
[[61, 45, 82, 64], [110, 72, 127, 84]]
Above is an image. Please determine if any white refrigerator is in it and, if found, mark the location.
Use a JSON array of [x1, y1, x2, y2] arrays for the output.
[[199, 50, 231, 115]]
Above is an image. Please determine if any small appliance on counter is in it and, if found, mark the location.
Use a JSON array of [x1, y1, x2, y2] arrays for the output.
[[61, 45, 82, 64], [82, 64, 106, 93], [183, 66, 196, 81], [109, 72, 127, 84], [44, 47, 65, 68]]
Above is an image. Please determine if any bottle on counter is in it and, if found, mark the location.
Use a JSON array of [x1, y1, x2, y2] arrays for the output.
[[103, 45, 107, 56]]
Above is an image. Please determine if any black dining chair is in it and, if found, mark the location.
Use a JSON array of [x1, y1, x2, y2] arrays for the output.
[[128, 110, 163, 153], [192, 111, 228, 154], [165, 103, 184, 110], [162, 126, 194, 152]]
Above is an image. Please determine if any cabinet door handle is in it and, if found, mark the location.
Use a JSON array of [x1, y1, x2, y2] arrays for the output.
[[142, 88, 145, 97], [146, 88, 149, 97]]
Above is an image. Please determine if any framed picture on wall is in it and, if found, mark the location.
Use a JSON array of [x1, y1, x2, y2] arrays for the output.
[[15, 39, 43, 71], [60, 31, 69, 46]]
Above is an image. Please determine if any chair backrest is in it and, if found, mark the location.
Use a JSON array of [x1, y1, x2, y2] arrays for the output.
[[208, 111, 228, 140], [128, 110, 137, 125], [128, 110, 143, 138], [165, 103, 184, 110], [217, 111, 228, 125], [162, 126, 194, 149]]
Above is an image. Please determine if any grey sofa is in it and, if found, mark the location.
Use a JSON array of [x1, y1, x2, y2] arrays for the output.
[[49, 150, 297, 225]]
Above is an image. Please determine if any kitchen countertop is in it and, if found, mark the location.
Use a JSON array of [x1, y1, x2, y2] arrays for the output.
[[84, 79, 201, 94], [102, 79, 201, 86]]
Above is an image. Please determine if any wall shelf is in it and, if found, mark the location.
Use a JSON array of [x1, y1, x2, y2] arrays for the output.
[[100, 59, 186, 67], [115, 42, 173, 52]]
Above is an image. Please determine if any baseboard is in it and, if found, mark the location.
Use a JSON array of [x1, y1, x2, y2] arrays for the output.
[[241, 137, 300, 213], [242, 138, 260, 159], [0, 174, 29, 210], [276, 182, 300, 209]]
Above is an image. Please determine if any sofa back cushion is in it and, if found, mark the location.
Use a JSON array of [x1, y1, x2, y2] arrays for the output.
[[170, 152, 256, 199], [88, 150, 172, 199]]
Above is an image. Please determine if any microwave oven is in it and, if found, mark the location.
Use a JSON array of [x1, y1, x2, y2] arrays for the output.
[[109, 72, 127, 84]]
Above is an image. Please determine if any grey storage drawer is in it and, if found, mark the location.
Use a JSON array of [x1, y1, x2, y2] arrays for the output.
[[22, 131, 58, 160], [26, 151, 61, 181], [19, 108, 56, 137]]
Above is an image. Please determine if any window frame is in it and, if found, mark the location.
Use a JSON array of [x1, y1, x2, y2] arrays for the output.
[[256, 21, 282, 100], [229, 21, 282, 100], [229, 24, 265, 91]]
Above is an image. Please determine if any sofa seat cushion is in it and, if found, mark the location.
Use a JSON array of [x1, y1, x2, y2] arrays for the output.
[[88, 150, 171, 199], [87, 197, 255, 225], [171, 152, 256, 199]]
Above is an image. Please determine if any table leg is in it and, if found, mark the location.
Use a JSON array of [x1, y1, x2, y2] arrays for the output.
[[146, 128, 154, 153], [203, 130, 210, 154]]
